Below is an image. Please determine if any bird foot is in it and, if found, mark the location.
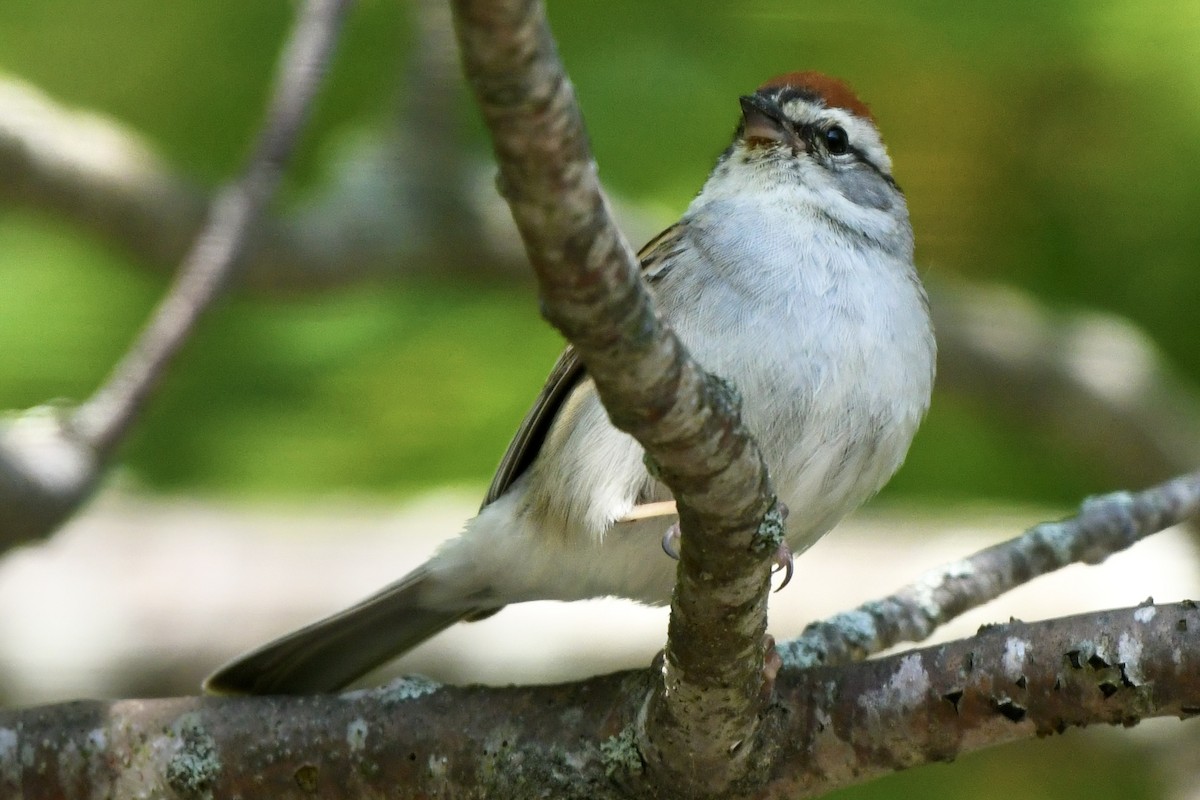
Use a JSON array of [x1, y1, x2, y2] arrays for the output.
[[772, 541, 794, 592], [662, 513, 793, 589], [662, 522, 681, 560]]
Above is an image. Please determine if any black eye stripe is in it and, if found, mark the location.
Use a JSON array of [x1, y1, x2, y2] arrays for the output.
[[847, 144, 901, 191], [791, 122, 900, 191], [749, 113, 899, 192]]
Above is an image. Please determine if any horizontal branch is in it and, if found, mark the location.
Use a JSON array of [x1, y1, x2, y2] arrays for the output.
[[766, 600, 1200, 796], [0, 76, 207, 268], [5, 601, 1196, 799], [780, 469, 1200, 670], [0, 75, 483, 290]]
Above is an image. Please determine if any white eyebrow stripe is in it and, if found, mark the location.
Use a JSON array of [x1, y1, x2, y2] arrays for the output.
[[777, 99, 892, 174]]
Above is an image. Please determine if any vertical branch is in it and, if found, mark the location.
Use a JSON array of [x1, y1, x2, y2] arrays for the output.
[[449, 1, 778, 795], [398, 0, 476, 246], [72, 0, 353, 456]]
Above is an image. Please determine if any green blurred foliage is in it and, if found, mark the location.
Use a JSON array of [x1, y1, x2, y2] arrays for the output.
[[827, 725, 1168, 800], [1, 0, 1198, 506]]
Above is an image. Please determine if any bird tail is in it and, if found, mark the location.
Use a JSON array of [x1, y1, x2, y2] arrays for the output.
[[203, 568, 490, 695]]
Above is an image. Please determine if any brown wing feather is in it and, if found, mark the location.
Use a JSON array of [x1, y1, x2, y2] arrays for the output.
[[481, 345, 584, 507], [480, 222, 687, 508]]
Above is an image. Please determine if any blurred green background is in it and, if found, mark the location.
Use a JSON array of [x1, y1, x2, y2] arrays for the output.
[[1, 1, 1197, 798], [2, 0, 1198, 505]]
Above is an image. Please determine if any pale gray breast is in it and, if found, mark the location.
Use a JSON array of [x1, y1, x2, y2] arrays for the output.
[[652, 213, 934, 544]]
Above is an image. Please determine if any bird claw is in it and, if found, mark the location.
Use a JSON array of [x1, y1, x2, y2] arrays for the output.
[[663, 519, 792, 590], [662, 522, 681, 560], [772, 541, 794, 592], [661, 500, 791, 586]]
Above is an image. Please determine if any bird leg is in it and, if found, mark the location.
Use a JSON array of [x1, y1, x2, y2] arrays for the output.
[[619, 500, 678, 522]]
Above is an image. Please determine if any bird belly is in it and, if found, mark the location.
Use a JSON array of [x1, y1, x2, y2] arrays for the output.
[[667, 237, 934, 556]]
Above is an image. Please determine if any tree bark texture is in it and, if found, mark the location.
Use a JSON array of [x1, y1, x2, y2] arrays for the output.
[[3, 602, 1196, 799], [450, 0, 780, 793]]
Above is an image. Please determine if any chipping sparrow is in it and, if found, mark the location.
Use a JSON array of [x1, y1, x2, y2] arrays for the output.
[[206, 71, 936, 695]]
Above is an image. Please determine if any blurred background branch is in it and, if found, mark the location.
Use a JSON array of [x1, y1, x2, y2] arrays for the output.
[[0, 0, 349, 550]]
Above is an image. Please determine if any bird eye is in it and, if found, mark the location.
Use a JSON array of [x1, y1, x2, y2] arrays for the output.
[[823, 126, 849, 155]]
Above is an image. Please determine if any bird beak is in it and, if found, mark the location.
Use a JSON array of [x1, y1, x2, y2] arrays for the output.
[[739, 94, 800, 148]]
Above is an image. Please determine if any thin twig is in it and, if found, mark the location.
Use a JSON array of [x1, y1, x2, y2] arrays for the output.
[[779, 469, 1200, 670], [71, 0, 352, 456]]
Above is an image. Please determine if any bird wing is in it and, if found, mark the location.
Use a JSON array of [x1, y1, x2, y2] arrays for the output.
[[480, 222, 687, 508]]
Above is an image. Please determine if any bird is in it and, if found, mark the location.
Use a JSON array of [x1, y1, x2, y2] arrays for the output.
[[205, 71, 936, 695]]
